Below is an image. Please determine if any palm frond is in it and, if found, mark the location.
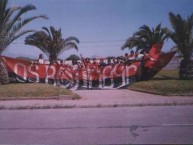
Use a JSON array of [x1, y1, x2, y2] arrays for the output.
[[25, 26, 79, 61], [168, 12, 193, 59], [0, 1, 48, 54], [11, 15, 48, 34], [1, 6, 21, 26], [122, 23, 168, 51], [59, 42, 78, 56], [0, 0, 8, 24], [49, 26, 56, 41], [6, 4, 36, 32], [64, 36, 80, 43], [42, 26, 52, 39]]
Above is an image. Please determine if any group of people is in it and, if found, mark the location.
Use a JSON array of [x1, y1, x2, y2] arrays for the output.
[[36, 50, 146, 66], [33, 50, 152, 89]]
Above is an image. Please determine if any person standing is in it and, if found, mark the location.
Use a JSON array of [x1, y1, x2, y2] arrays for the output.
[[37, 54, 45, 64]]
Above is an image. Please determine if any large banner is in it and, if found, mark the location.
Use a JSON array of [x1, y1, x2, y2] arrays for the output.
[[1, 56, 141, 89], [1, 47, 176, 90], [144, 45, 177, 79]]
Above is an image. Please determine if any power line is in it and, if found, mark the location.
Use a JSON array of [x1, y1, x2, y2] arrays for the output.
[[10, 44, 123, 48], [12, 40, 126, 46], [81, 39, 126, 43]]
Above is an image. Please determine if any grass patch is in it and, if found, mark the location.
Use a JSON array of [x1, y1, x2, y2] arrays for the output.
[[0, 83, 80, 100], [128, 69, 193, 96]]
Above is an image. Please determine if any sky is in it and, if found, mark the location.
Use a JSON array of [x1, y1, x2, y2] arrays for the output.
[[3, 0, 193, 60]]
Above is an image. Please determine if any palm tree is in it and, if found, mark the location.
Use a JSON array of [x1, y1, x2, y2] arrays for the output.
[[168, 12, 193, 79], [0, 0, 48, 54], [121, 24, 169, 52], [0, 0, 48, 84], [25, 26, 80, 62], [0, 57, 8, 84]]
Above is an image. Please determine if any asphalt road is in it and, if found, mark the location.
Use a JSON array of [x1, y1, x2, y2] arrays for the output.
[[0, 106, 193, 145]]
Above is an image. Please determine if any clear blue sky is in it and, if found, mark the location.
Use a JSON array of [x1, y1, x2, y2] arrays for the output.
[[3, 0, 193, 59]]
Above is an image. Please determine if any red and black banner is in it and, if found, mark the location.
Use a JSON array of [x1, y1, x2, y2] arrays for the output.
[[1, 45, 176, 90], [2, 56, 142, 89]]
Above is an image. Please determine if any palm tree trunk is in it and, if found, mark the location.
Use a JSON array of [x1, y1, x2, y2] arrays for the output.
[[0, 57, 9, 84], [179, 57, 193, 80]]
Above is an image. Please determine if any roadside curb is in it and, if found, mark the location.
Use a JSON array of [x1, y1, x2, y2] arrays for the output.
[[128, 88, 193, 96], [1, 102, 193, 111], [0, 95, 75, 101]]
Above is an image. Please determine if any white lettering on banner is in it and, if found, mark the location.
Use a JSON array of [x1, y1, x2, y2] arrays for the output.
[[113, 64, 126, 85], [113, 64, 124, 77], [65, 69, 73, 79], [82, 70, 88, 87], [102, 65, 112, 79], [11, 61, 139, 86], [85, 68, 92, 81], [14, 63, 27, 82], [4, 56, 140, 88], [125, 64, 137, 84], [60, 67, 73, 81], [28, 65, 39, 83], [125, 64, 137, 76], [102, 65, 113, 87], [45, 65, 56, 84]]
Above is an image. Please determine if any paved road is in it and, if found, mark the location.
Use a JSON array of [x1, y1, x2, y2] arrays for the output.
[[0, 106, 193, 144], [1, 90, 193, 110]]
